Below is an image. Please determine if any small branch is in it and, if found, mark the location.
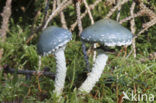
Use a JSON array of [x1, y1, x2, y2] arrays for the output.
[[3, 66, 55, 79], [76, 1, 83, 36], [44, 0, 50, 20], [26, 0, 72, 44], [126, 48, 133, 59], [134, 2, 156, 38], [70, 0, 102, 31], [142, 19, 156, 28], [105, 0, 129, 18], [26, 0, 50, 44], [83, 0, 94, 24], [57, 0, 68, 29], [119, 11, 143, 24], [120, 1, 156, 24], [139, 2, 156, 20], [116, 0, 121, 21], [76, 1, 90, 72], [26, 33, 37, 44], [0, 0, 12, 70], [53, 0, 57, 12], [130, 2, 136, 58], [70, 10, 87, 31], [60, 12, 68, 29], [134, 19, 156, 38], [105, 0, 115, 6], [0, 0, 12, 42], [43, 0, 72, 29], [126, 1, 156, 58], [83, 0, 96, 62]]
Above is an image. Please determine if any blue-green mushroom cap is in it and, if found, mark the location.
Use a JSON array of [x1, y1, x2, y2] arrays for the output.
[[81, 19, 133, 46], [37, 26, 72, 56]]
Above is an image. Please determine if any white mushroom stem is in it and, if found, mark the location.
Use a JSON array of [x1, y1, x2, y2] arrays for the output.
[[79, 52, 108, 93], [53, 47, 67, 96], [38, 56, 42, 71]]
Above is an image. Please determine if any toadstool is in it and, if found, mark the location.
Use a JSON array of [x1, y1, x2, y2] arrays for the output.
[[37, 26, 72, 95], [79, 18, 133, 93]]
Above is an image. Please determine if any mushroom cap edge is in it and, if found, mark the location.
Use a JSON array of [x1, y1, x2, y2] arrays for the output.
[[37, 26, 72, 56]]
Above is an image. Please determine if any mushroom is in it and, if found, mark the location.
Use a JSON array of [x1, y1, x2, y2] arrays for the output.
[[79, 18, 133, 93], [37, 26, 72, 95]]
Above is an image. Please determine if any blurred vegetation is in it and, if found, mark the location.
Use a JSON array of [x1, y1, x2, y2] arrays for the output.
[[0, 0, 156, 102]]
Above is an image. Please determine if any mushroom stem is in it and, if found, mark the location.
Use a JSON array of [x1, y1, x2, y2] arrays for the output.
[[53, 47, 67, 96], [79, 52, 108, 93], [38, 56, 42, 70], [81, 40, 90, 72]]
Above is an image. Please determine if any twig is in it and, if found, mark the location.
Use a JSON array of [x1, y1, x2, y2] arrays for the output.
[[83, 0, 94, 24], [76, 1, 83, 36], [70, 0, 102, 31], [57, 0, 68, 29], [130, 2, 136, 58], [43, 0, 72, 29], [116, 0, 124, 58], [139, 2, 156, 20], [116, 0, 121, 21], [0, 0, 12, 70], [134, 19, 156, 38], [119, 11, 143, 24], [3, 66, 55, 79], [26, 10, 42, 44], [60, 12, 68, 29], [83, 0, 97, 62], [26, 0, 72, 44], [44, 0, 50, 19], [105, 0, 115, 6], [119, 2, 156, 24], [105, 0, 129, 18], [132, 64, 155, 82], [126, 1, 156, 58], [26, 0, 50, 44], [76, 1, 90, 72], [53, 0, 57, 12], [109, 0, 128, 57], [126, 49, 133, 58], [133, 1, 156, 38]]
